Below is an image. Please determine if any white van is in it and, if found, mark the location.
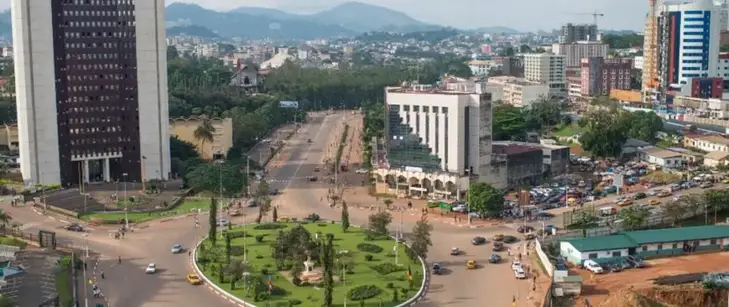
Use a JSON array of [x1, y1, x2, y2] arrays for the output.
[[583, 260, 603, 274]]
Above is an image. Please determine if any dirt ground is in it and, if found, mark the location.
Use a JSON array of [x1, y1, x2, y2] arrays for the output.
[[575, 252, 729, 306]]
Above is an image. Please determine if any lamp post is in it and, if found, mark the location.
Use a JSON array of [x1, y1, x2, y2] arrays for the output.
[[82, 234, 89, 307], [82, 193, 89, 214], [123, 173, 129, 229]]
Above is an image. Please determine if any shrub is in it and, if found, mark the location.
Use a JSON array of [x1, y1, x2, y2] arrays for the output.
[[347, 285, 382, 301], [317, 223, 328, 227], [292, 276, 302, 286], [289, 299, 302, 306], [364, 254, 374, 261], [254, 223, 286, 230], [255, 292, 270, 302], [227, 231, 250, 239], [305, 213, 320, 222], [229, 246, 245, 256], [370, 263, 404, 275], [255, 235, 264, 243], [385, 282, 394, 289], [261, 268, 269, 275], [255, 254, 264, 259], [356, 243, 383, 253]]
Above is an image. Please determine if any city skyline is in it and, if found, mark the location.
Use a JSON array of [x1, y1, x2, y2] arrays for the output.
[[1, 0, 650, 32]]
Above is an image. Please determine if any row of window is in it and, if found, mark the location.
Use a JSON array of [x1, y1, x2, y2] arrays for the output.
[[68, 117, 127, 125], [65, 32, 135, 40], [63, 63, 130, 71], [66, 63, 135, 70], [402, 105, 449, 114], [62, 9, 134, 17], [69, 82, 130, 92], [64, 95, 132, 103], [69, 147, 134, 157], [62, 0, 135, 5], [64, 41, 135, 49], [70, 136, 132, 146]]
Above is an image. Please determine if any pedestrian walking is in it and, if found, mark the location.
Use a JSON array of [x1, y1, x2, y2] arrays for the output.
[[118, 256, 121, 264], [101, 271, 105, 279], [84, 262, 87, 271]]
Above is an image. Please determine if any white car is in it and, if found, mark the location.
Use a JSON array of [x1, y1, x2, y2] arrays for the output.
[[217, 219, 230, 227], [355, 169, 368, 174], [583, 260, 603, 274], [511, 261, 523, 271], [513, 267, 527, 279], [145, 263, 157, 274]]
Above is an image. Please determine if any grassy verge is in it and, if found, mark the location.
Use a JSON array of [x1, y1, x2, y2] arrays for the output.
[[80, 199, 210, 224], [0, 237, 27, 248], [554, 123, 585, 137], [335, 125, 350, 168], [197, 222, 424, 307], [56, 256, 74, 307]]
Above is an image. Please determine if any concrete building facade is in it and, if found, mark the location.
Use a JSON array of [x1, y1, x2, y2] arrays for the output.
[[580, 57, 633, 97], [524, 53, 567, 98], [559, 23, 599, 44], [487, 76, 549, 107], [169, 116, 233, 160], [552, 41, 609, 68], [11, 0, 171, 186]]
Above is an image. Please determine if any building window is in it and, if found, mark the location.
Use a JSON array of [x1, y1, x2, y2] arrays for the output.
[[403, 105, 410, 112], [642, 245, 648, 251], [710, 239, 717, 245], [657, 244, 663, 250], [611, 251, 620, 257], [432, 106, 438, 113], [413, 106, 419, 112], [588, 253, 598, 259], [442, 107, 448, 114], [672, 243, 678, 249], [423, 106, 429, 113]]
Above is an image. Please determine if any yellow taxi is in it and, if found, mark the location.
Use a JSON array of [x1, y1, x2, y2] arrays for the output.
[[466, 260, 477, 269], [187, 273, 203, 285], [658, 191, 672, 198], [648, 199, 661, 206], [616, 199, 633, 207], [722, 178, 729, 184]]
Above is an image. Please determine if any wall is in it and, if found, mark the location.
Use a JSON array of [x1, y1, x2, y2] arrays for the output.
[[170, 117, 234, 159], [535, 239, 555, 277]]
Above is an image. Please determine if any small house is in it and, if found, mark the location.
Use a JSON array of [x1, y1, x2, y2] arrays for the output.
[[704, 151, 729, 168]]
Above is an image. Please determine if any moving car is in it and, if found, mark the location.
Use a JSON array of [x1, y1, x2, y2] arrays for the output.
[[658, 191, 672, 198], [307, 138, 312, 143], [145, 263, 157, 274], [65, 223, 84, 232], [450, 247, 461, 256], [471, 236, 487, 245], [492, 242, 504, 251], [488, 253, 501, 263], [492, 234, 504, 241], [171, 244, 183, 254], [187, 273, 202, 285], [503, 235, 518, 243], [511, 261, 523, 271], [583, 260, 603, 274], [648, 199, 661, 206], [616, 199, 633, 207], [307, 176, 318, 182], [466, 260, 477, 269], [513, 267, 527, 279], [230, 209, 241, 217], [432, 263, 443, 275]]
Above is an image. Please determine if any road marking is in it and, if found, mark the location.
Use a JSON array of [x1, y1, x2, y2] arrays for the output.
[[281, 116, 329, 193]]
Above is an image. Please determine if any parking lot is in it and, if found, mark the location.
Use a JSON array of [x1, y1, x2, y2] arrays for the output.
[[575, 251, 729, 305]]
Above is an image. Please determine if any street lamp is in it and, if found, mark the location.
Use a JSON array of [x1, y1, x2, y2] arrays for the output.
[[82, 234, 90, 307], [123, 173, 129, 229], [82, 193, 90, 214], [215, 160, 224, 228]]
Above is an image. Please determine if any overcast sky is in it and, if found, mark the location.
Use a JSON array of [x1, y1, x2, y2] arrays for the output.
[[1, 0, 650, 32]]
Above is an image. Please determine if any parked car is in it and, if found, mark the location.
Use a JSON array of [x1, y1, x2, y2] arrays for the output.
[[701, 182, 714, 189], [503, 235, 518, 243], [583, 260, 603, 274], [627, 255, 646, 268], [450, 247, 461, 256], [511, 260, 523, 271], [517, 225, 534, 233], [634, 192, 647, 200], [466, 260, 477, 269], [514, 267, 527, 279], [658, 191, 672, 198], [648, 199, 661, 206], [471, 236, 487, 245], [432, 263, 443, 275], [492, 234, 504, 241], [488, 253, 501, 263], [217, 219, 230, 227], [604, 262, 622, 273]]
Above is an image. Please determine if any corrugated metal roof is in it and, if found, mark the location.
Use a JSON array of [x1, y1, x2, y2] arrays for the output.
[[621, 225, 729, 244], [563, 235, 638, 252]]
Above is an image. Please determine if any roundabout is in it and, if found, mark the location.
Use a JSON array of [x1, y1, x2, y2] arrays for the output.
[[192, 221, 427, 307]]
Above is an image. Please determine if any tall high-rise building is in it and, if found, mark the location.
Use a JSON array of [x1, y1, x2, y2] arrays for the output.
[[559, 23, 599, 44], [552, 41, 610, 68], [643, 0, 722, 102], [523, 53, 566, 98], [11, 0, 171, 187], [580, 57, 633, 97]]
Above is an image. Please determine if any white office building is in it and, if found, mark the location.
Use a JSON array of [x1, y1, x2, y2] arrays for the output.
[[11, 0, 171, 186], [487, 76, 550, 107], [524, 53, 567, 98]]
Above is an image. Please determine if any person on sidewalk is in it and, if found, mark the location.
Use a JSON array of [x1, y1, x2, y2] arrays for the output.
[[100, 271, 105, 279]]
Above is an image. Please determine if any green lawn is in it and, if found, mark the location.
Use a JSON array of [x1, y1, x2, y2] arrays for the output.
[[554, 123, 585, 137], [56, 256, 74, 307], [197, 222, 424, 307], [80, 199, 210, 223]]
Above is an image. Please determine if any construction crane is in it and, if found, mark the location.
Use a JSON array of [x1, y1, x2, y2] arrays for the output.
[[568, 11, 605, 27]]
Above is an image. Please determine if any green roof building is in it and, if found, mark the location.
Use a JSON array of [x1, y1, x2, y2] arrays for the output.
[[559, 225, 729, 265]]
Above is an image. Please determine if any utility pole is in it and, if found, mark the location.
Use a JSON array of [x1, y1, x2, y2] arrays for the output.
[[123, 173, 129, 229], [243, 214, 247, 263], [246, 157, 251, 196], [218, 160, 223, 227], [83, 234, 89, 307]]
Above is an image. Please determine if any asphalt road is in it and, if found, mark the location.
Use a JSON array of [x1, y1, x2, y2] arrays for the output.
[[265, 113, 534, 307]]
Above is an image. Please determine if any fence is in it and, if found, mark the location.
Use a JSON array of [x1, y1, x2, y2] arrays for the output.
[[534, 239, 555, 277], [0, 228, 75, 250]]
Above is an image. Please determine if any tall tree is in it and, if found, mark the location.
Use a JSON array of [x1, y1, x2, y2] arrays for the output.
[[272, 206, 278, 222], [663, 201, 687, 227], [225, 232, 232, 264], [408, 213, 433, 260], [341, 201, 350, 232], [193, 118, 216, 157], [185, 162, 246, 196], [468, 182, 504, 217], [209, 198, 218, 245], [323, 234, 335, 307], [367, 211, 392, 236], [618, 206, 650, 230]]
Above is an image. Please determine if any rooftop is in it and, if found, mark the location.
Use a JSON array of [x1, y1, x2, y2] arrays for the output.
[[639, 147, 683, 159], [493, 143, 542, 156], [686, 134, 729, 146], [563, 225, 729, 252]]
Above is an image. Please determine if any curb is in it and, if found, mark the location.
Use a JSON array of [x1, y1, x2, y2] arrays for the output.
[[191, 221, 430, 307]]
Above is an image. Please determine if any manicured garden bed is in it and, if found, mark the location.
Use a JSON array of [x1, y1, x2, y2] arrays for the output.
[[196, 222, 424, 307], [79, 200, 209, 224]]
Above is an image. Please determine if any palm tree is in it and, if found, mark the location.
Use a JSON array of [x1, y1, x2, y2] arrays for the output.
[[0, 209, 11, 227], [193, 118, 216, 159]]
